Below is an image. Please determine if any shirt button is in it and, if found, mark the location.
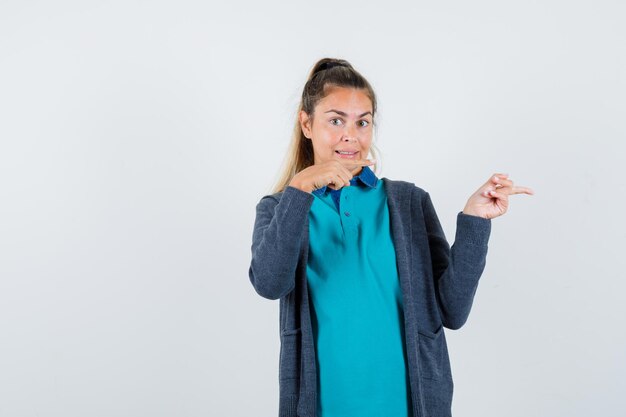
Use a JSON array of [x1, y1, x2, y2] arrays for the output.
[[344, 211, 350, 216]]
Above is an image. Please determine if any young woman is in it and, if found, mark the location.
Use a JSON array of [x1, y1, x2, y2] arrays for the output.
[[249, 58, 534, 417]]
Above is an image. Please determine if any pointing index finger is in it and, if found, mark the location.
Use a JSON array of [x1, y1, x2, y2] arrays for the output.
[[337, 158, 376, 169], [514, 186, 535, 195]]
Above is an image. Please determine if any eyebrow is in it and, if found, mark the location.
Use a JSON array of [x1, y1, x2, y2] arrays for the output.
[[324, 109, 372, 118]]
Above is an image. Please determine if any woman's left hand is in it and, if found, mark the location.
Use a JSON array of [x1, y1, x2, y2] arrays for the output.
[[462, 173, 534, 220]]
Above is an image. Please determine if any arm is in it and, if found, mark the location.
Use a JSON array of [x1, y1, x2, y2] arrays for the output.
[[422, 191, 491, 330], [248, 186, 314, 300]]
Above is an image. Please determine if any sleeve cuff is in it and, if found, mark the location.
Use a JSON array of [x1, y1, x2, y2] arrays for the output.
[[282, 185, 315, 214], [455, 211, 491, 246]]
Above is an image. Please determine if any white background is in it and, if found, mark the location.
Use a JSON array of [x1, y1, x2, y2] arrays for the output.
[[1, 1, 625, 416]]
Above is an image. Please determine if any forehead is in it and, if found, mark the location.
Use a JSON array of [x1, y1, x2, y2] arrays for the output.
[[317, 87, 372, 115]]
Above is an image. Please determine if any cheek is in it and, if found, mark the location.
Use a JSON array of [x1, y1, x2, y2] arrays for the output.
[[360, 137, 373, 148]]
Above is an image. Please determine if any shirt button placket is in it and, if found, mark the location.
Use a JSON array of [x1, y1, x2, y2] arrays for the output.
[[342, 189, 357, 236]]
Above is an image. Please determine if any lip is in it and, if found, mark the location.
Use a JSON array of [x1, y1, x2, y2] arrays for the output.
[[335, 150, 359, 159]]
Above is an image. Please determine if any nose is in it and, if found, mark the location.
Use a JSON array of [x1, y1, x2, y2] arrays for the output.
[[342, 125, 358, 142]]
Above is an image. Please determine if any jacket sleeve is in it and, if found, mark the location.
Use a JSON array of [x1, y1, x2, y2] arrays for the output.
[[422, 191, 491, 330], [248, 185, 315, 300]]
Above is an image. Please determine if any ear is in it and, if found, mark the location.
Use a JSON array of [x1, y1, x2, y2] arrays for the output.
[[299, 110, 312, 139]]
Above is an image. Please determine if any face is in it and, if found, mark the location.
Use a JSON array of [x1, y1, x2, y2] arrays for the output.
[[299, 86, 374, 174]]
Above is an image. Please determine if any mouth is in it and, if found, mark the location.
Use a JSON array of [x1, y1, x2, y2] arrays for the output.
[[335, 150, 359, 159]]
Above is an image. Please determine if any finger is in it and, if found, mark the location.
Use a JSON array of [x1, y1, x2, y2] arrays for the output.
[[334, 159, 375, 180], [491, 175, 514, 188], [511, 186, 534, 195], [326, 173, 341, 190], [486, 185, 512, 196], [329, 162, 353, 183], [336, 168, 352, 186], [489, 173, 509, 186], [337, 158, 376, 169], [327, 176, 340, 190], [486, 188, 507, 200], [333, 173, 348, 189], [328, 181, 341, 190]]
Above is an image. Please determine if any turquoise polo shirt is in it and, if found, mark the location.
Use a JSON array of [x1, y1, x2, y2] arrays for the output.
[[307, 166, 412, 417]]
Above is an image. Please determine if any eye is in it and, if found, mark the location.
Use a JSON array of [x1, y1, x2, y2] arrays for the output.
[[330, 118, 343, 126], [358, 120, 370, 127]]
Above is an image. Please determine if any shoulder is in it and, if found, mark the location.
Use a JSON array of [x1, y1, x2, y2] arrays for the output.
[[255, 190, 283, 210], [381, 177, 429, 201], [263, 190, 284, 203]]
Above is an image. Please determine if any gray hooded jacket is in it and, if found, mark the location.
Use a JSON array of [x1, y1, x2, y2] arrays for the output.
[[249, 178, 491, 417]]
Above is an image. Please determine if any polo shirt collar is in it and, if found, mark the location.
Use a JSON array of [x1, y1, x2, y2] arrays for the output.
[[312, 165, 378, 196]]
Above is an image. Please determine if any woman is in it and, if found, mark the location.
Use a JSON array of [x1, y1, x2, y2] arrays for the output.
[[249, 58, 534, 417]]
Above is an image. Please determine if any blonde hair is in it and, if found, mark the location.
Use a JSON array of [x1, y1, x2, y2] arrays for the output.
[[271, 58, 381, 194]]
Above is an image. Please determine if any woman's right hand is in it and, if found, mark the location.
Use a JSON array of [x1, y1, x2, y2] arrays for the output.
[[288, 159, 376, 193]]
